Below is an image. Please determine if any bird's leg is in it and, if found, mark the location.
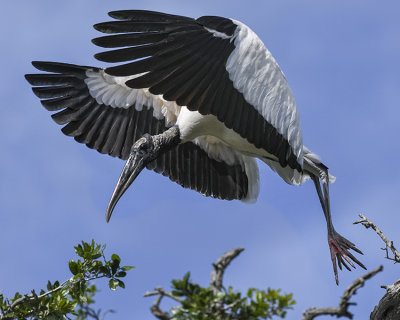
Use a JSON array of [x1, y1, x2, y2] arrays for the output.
[[311, 172, 366, 284], [106, 126, 181, 221]]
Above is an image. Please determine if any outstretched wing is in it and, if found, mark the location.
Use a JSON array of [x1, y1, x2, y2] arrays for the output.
[[25, 61, 254, 201], [93, 10, 303, 171]]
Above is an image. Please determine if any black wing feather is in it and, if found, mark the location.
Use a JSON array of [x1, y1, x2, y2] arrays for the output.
[[108, 10, 194, 22], [93, 10, 301, 171], [26, 61, 249, 200]]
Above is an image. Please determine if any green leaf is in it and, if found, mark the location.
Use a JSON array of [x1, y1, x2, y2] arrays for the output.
[[111, 254, 121, 263], [118, 280, 125, 289], [109, 279, 119, 291], [115, 271, 127, 278], [99, 266, 111, 277], [91, 253, 102, 259], [110, 254, 121, 275], [75, 244, 84, 257], [183, 272, 190, 284], [122, 266, 135, 271], [83, 241, 90, 252], [68, 260, 79, 275]]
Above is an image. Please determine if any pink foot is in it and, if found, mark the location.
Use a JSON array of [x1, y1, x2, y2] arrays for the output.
[[328, 231, 366, 284]]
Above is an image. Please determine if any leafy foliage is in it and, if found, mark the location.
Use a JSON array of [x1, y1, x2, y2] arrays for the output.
[[0, 240, 134, 320], [167, 272, 295, 319], [1, 241, 294, 320]]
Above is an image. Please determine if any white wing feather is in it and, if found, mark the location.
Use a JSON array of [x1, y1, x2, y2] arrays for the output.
[[85, 69, 180, 126], [227, 20, 303, 165]]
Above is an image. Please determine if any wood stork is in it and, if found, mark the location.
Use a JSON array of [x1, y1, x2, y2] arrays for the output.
[[25, 10, 365, 283]]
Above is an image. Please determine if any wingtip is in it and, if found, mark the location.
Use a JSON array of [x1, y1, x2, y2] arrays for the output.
[[93, 22, 104, 32], [91, 36, 119, 49], [91, 37, 105, 48], [93, 21, 120, 34], [30, 61, 64, 72], [24, 73, 36, 85], [107, 10, 145, 20], [31, 61, 45, 70], [108, 11, 121, 19], [93, 52, 104, 62]]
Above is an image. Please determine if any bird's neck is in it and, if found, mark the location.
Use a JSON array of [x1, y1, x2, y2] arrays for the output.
[[151, 125, 181, 155]]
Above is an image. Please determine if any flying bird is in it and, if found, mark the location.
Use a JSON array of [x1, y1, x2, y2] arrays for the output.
[[25, 10, 365, 283]]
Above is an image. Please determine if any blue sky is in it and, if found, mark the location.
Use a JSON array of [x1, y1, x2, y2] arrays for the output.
[[1, 1, 399, 319]]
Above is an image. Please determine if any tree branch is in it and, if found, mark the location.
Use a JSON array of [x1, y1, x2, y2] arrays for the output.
[[143, 287, 183, 320], [6, 278, 71, 313], [352, 214, 400, 319], [3, 265, 106, 318], [370, 280, 400, 319], [354, 213, 400, 263], [210, 247, 244, 316], [302, 266, 383, 320], [210, 247, 244, 295], [145, 248, 244, 319], [144, 287, 183, 304]]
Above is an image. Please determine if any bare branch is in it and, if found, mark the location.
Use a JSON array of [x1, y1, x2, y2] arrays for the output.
[[209, 247, 244, 316], [302, 266, 383, 320], [210, 247, 244, 295], [143, 287, 184, 320], [144, 287, 183, 304], [150, 296, 171, 320], [143, 288, 171, 320], [354, 213, 400, 263]]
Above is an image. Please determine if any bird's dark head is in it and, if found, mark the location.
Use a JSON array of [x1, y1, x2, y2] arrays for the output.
[[106, 134, 155, 222], [132, 134, 156, 161], [105, 126, 180, 222]]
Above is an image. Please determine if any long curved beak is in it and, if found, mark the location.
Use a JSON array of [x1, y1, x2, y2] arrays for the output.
[[106, 151, 147, 222]]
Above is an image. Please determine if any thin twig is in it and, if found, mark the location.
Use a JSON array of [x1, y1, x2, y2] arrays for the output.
[[144, 287, 183, 304], [144, 287, 177, 320], [223, 299, 241, 311], [354, 213, 400, 263], [7, 278, 71, 312], [9, 258, 94, 310], [100, 309, 115, 320], [5, 265, 106, 317], [302, 266, 383, 320]]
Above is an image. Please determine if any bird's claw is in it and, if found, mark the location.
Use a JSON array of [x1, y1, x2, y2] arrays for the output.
[[328, 231, 366, 285]]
